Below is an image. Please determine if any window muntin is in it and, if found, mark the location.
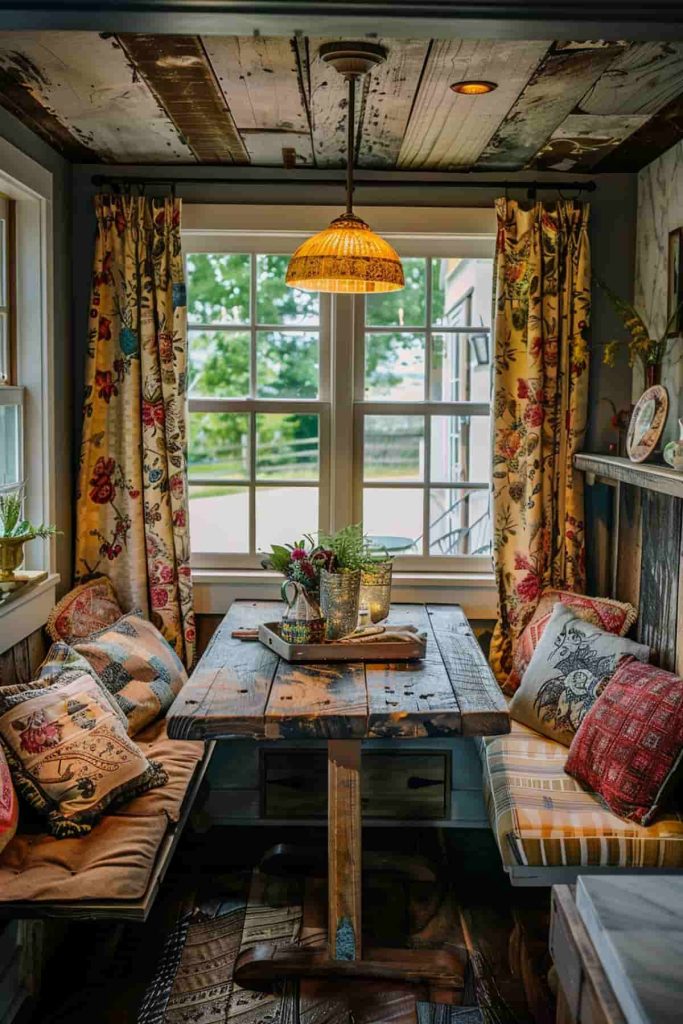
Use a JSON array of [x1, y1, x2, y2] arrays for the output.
[[185, 239, 493, 573], [186, 251, 330, 568]]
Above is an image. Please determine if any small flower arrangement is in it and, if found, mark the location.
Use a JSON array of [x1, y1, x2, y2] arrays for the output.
[[261, 535, 334, 593], [596, 275, 683, 375]]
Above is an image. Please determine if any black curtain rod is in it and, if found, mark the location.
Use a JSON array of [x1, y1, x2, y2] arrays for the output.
[[91, 173, 596, 193]]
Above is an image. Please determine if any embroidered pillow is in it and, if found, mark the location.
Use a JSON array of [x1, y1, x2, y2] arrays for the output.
[[504, 590, 637, 696], [0, 746, 18, 854], [71, 613, 187, 736], [509, 604, 649, 746], [38, 642, 100, 683], [46, 576, 123, 643], [566, 658, 683, 825], [0, 668, 167, 838]]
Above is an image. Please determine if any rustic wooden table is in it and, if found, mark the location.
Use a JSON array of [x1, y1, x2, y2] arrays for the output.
[[167, 599, 509, 990]]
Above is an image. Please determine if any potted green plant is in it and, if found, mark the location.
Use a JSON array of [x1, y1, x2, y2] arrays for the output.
[[317, 524, 369, 640], [0, 487, 57, 582]]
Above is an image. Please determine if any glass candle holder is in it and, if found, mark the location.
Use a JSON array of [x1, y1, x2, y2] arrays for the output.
[[359, 562, 393, 623], [320, 568, 361, 640]]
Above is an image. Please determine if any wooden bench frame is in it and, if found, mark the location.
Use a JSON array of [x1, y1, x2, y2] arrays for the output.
[[0, 741, 215, 923]]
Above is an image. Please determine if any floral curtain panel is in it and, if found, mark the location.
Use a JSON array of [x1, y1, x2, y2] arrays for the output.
[[490, 198, 590, 686], [76, 195, 195, 668]]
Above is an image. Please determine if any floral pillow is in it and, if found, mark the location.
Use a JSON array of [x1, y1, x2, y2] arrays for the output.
[[0, 746, 18, 854], [46, 576, 123, 643], [504, 589, 637, 696], [509, 603, 649, 746], [566, 658, 683, 825], [71, 613, 187, 736], [0, 667, 167, 839]]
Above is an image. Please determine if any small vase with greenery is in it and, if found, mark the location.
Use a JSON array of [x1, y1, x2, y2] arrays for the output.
[[596, 276, 683, 386], [318, 524, 371, 639], [0, 486, 57, 582]]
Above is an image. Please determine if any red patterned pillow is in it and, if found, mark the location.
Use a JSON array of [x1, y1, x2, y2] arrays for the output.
[[504, 590, 637, 696], [566, 658, 683, 825], [0, 746, 18, 854], [47, 577, 123, 643]]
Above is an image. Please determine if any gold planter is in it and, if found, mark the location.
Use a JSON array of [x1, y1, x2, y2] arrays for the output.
[[0, 535, 28, 582], [320, 568, 361, 640]]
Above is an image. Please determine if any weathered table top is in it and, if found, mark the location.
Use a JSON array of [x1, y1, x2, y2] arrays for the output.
[[167, 601, 509, 741]]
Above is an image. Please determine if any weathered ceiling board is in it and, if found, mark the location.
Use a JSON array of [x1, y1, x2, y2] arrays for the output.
[[477, 41, 624, 171], [305, 36, 364, 168], [397, 39, 550, 170], [355, 38, 430, 169], [116, 34, 249, 164], [534, 112, 650, 171], [577, 41, 683, 116], [0, 31, 193, 163], [203, 35, 313, 167], [596, 90, 683, 171]]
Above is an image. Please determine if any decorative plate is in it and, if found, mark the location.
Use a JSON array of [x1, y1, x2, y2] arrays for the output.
[[626, 385, 669, 463]]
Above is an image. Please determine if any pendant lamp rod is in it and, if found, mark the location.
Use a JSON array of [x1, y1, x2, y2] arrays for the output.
[[346, 73, 356, 217]]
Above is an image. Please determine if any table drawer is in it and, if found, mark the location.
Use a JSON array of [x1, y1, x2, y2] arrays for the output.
[[262, 750, 450, 820]]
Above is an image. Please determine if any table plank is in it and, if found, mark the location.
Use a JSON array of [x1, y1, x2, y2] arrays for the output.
[[366, 605, 462, 738], [167, 601, 279, 739], [264, 659, 368, 739], [426, 606, 509, 736]]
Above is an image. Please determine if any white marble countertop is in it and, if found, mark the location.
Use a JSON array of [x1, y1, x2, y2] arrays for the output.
[[576, 876, 683, 1024]]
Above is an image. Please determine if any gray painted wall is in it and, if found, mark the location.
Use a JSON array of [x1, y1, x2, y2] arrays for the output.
[[0, 107, 73, 593]]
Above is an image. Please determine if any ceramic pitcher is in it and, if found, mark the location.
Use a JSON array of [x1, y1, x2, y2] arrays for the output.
[[664, 419, 683, 471], [280, 580, 326, 644]]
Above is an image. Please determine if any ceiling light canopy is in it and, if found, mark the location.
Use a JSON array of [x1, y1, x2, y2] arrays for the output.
[[285, 42, 404, 295], [450, 80, 498, 95]]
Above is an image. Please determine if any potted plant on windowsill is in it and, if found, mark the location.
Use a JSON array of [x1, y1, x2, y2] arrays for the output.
[[0, 487, 57, 583]]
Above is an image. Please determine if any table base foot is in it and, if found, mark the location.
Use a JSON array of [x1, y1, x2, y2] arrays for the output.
[[234, 942, 466, 992]]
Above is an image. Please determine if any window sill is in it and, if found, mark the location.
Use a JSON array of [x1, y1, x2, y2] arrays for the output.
[[192, 568, 497, 620], [0, 573, 59, 656]]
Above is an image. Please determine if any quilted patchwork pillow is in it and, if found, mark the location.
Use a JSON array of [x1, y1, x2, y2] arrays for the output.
[[46, 576, 123, 643], [0, 746, 18, 854], [71, 613, 187, 736], [0, 667, 167, 838], [509, 603, 649, 746], [566, 658, 683, 825], [504, 589, 637, 696]]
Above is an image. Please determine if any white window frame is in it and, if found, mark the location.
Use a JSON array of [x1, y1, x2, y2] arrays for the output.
[[183, 205, 497, 587], [0, 135, 57, 647]]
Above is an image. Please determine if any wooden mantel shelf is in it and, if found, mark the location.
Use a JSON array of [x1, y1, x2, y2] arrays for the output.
[[574, 452, 683, 499]]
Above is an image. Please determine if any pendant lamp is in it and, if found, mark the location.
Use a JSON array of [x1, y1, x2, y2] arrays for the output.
[[286, 42, 405, 294]]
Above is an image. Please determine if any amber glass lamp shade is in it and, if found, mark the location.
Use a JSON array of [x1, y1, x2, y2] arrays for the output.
[[286, 213, 405, 294]]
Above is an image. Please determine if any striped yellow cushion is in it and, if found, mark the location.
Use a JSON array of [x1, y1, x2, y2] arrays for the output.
[[481, 728, 683, 868]]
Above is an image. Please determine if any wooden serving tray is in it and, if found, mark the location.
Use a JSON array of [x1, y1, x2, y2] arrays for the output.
[[258, 622, 427, 662]]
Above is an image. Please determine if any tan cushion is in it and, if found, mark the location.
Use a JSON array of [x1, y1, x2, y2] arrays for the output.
[[116, 725, 205, 823], [0, 814, 167, 902]]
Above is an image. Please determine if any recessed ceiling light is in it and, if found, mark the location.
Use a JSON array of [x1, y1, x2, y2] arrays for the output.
[[450, 80, 498, 95]]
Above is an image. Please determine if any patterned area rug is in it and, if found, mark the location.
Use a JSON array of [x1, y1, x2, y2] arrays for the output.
[[137, 870, 487, 1024]]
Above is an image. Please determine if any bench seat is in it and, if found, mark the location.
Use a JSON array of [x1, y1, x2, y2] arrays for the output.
[[479, 721, 683, 880], [0, 724, 212, 920]]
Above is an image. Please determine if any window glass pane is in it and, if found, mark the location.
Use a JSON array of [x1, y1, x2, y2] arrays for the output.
[[188, 413, 249, 481], [430, 331, 491, 402], [431, 257, 493, 327], [366, 257, 425, 327], [363, 488, 422, 555], [256, 331, 319, 398], [188, 330, 250, 397], [0, 402, 20, 488], [256, 486, 318, 551], [256, 413, 319, 481], [429, 488, 492, 557], [256, 255, 319, 325], [186, 253, 250, 325], [364, 415, 424, 482], [365, 332, 425, 400], [430, 415, 490, 483], [189, 485, 249, 553]]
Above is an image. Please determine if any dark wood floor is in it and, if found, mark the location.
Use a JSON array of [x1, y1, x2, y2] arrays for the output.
[[19, 826, 554, 1024]]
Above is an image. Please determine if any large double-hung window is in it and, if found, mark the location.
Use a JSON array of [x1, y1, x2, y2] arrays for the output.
[[184, 213, 494, 576]]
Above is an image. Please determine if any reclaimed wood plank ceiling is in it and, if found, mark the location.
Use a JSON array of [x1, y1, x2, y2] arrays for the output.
[[0, 31, 682, 172]]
